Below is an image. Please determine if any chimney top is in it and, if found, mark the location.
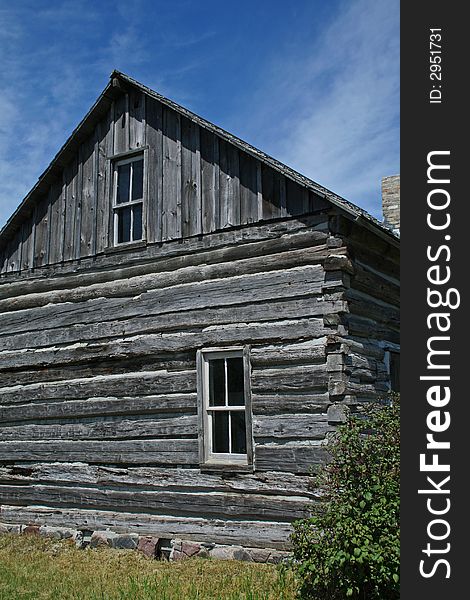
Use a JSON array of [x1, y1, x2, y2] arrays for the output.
[[382, 175, 400, 234]]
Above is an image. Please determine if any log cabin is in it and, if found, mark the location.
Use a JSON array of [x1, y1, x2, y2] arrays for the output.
[[0, 71, 399, 560]]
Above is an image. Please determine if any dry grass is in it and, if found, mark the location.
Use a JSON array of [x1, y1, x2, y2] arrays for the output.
[[0, 534, 298, 600]]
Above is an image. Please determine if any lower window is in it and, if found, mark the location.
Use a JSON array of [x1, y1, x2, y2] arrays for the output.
[[197, 348, 253, 467]]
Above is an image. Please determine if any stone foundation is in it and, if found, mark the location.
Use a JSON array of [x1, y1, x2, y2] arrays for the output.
[[0, 521, 290, 564]]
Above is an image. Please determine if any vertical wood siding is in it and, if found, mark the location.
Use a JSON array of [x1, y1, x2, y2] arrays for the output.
[[0, 90, 329, 275]]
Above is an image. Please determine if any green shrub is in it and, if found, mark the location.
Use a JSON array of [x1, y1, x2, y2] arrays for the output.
[[291, 397, 400, 599]]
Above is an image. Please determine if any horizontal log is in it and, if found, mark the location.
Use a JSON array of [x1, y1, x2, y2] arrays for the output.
[[0, 371, 196, 405], [0, 264, 325, 337], [0, 483, 310, 521], [251, 392, 330, 414], [0, 240, 336, 313], [0, 504, 293, 548], [255, 442, 330, 473], [0, 228, 331, 301], [0, 297, 344, 353], [251, 364, 329, 393], [0, 318, 329, 372], [0, 464, 318, 498], [0, 394, 197, 423], [0, 414, 198, 441], [0, 439, 199, 465], [250, 338, 328, 366], [253, 414, 333, 440]]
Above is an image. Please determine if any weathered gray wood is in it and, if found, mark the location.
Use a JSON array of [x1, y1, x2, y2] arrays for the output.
[[63, 159, 79, 261], [219, 139, 240, 228], [0, 439, 198, 464], [251, 364, 329, 393], [0, 393, 197, 423], [113, 93, 129, 155], [239, 153, 258, 224], [255, 442, 330, 473], [0, 228, 329, 303], [0, 261, 326, 331], [251, 392, 331, 414], [201, 128, 219, 233], [129, 89, 145, 149], [162, 108, 181, 240], [95, 107, 114, 253], [181, 117, 201, 237], [19, 218, 35, 271], [0, 482, 309, 521], [0, 464, 317, 498], [145, 97, 163, 243], [33, 196, 49, 267], [0, 415, 197, 441], [0, 505, 293, 549], [0, 317, 328, 372], [0, 370, 196, 405], [79, 134, 96, 257], [253, 414, 333, 440]]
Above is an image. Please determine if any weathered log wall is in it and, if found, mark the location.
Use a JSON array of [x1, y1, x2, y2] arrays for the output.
[[0, 215, 356, 549]]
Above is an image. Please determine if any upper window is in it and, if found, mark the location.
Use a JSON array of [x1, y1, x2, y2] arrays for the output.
[[197, 348, 253, 468], [112, 155, 144, 244]]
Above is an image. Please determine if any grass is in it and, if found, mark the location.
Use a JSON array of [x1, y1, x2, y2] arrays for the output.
[[0, 534, 298, 600]]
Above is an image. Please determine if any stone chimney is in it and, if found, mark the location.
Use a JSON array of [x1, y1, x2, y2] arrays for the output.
[[382, 175, 400, 233]]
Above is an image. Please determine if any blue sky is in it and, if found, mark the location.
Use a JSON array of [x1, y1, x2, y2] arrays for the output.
[[0, 0, 399, 230]]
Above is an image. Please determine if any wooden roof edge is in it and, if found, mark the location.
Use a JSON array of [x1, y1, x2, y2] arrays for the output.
[[0, 70, 399, 249]]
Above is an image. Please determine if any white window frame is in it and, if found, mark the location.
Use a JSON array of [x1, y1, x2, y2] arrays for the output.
[[197, 347, 253, 469], [112, 153, 146, 245]]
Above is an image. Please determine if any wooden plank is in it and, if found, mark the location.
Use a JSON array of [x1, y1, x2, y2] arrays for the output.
[[251, 364, 329, 393], [145, 97, 163, 243], [129, 89, 145, 149], [0, 370, 196, 405], [218, 139, 240, 228], [62, 159, 79, 262], [79, 134, 96, 257], [255, 442, 330, 473], [0, 394, 197, 423], [0, 439, 198, 464], [181, 117, 201, 237], [239, 153, 258, 224], [19, 217, 35, 271], [95, 107, 114, 253], [161, 107, 181, 240], [200, 129, 219, 233], [251, 392, 330, 415], [33, 195, 49, 268], [113, 92, 129, 155], [0, 415, 198, 441], [261, 164, 283, 220], [48, 178, 66, 264], [0, 505, 293, 549], [6, 230, 22, 273], [253, 414, 333, 440]]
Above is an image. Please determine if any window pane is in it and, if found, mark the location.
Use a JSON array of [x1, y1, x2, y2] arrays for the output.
[[132, 203, 143, 240], [132, 159, 144, 200], [230, 411, 247, 454], [209, 359, 225, 406], [117, 207, 131, 243], [227, 357, 245, 406], [116, 163, 130, 204], [212, 412, 229, 453]]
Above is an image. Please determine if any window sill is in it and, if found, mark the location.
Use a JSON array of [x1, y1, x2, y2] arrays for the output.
[[104, 240, 147, 254], [200, 461, 254, 474]]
